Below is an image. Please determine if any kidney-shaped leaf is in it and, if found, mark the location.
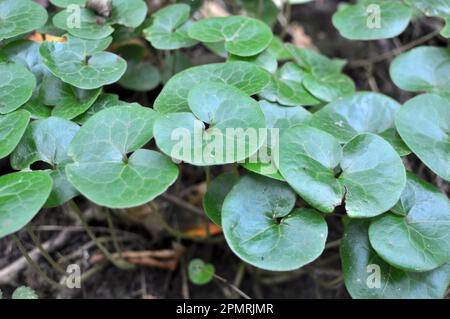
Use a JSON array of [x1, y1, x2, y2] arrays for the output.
[[52, 84, 101, 120], [332, 0, 412, 40], [143, 4, 197, 50], [0, 0, 48, 40], [66, 106, 178, 208], [396, 94, 450, 181], [222, 174, 327, 271], [0, 63, 36, 114], [341, 219, 450, 299], [154, 82, 266, 166], [0, 110, 30, 160], [188, 16, 273, 57], [0, 171, 52, 239], [154, 62, 271, 113], [40, 36, 126, 90], [11, 117, 80, 208], [369, 173, 450, 272], [278, 128, 406, 216], [390, 46, 450, 92]]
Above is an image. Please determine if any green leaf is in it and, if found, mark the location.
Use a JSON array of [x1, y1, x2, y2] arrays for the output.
[[109, 0, 148, 28], [222, 174, 327, 271], [66, 105, 178, 208], [50, 0, 86, 7], [22, 98, 52, 120], [260, 76, 321, 106], [154, 82, 266, 165], [395, 94, 450, 181], [441, 18, 450, 38], [40, 36, 127, 90], [188, 16, 273, 57], [0, 171, 52, 239], [73, 93, 140, 124], [408, 0, 450, 17], [0, 62, 36, 114], [53, 8, 115, 40], [267, 36, 291, 61], [278, 128, 406, 216], [154, 62, 271, 114], [11, 286, 38, 299], [378, 128, 411, 157], [161, 51, 192, 84], [52, 85, 101, 120], [188, 259, 215, 285], [143, 4, 197, 50], [332, 0, 412, 40], [369, 173, 450, 272], [303, 72, 355, 102], [11, 117, 80, 208], [341, 219, 450, 299], [242, 101, 312, 181], [203, 172, 239, 226], [0, 110, 30, 159], [241, 0, 279, 26], [390, 46, 450, 92], [310, 92, 407, 155], [228, 51, 278, 74], [0, 0, 48, 40]]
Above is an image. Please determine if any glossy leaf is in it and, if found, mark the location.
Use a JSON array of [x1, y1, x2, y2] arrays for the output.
[[222, 174, 327, 271], [390, 46, 450, 92], [52, 85, 101, 120], [332, 0, 412, 40], [188, 259, 215, 285], [303, 72, 355, 102], [154, 62, 271, 113], [154, 82, 266, 165], [143, 4, 197, 50], [409, 0, 450, 17], [11, 287, 38, 300], [0, 62, 36, 114], [228, 51, 278, 74], [395, 94, 450, 181], [203, 172, 239, 226], [0, 171, 52, 239], [341, 219, 450, 299], [40, 36, 127, 90], [50, 0, 86, 7], [188, 16, 273, 57], [66, 106, 178, 208], [0, 0, 48, 40], [369, 173, 450, 272], [241, 0, 279, 26], [0, 110, 30, 159]]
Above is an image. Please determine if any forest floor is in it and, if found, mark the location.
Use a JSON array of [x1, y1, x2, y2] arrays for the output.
[[0, 0, 448, 299]]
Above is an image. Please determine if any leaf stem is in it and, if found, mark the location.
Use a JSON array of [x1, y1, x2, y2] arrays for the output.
[[105, 208, 123, 257], [26, 225, 68, 277]]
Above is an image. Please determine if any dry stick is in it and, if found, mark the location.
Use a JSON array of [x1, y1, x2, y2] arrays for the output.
[[280, 0, 292, 39], [350, 30, 441, 68], [324, 238, 341, 250], [0, 229, 69, 285], [214, 273, 251, 300], [67, 200, 134, 270], [160, 193, 205, 217], [11, 234, 68, 289], [26, 225, 68, 277]]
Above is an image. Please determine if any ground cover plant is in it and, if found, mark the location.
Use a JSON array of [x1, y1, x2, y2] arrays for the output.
[[0, 0, 449, 299]]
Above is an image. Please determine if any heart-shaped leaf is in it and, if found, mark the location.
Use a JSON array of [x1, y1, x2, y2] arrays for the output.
[[73, 93, 141, 124], [11, 117, 80, 208], [0, 0, 48, 40], [332, 0, 412, 40], [188, 259, 215, 285], [154, 82, 266, 165], [369, 173, 450, 272], [390, 46, 450, 92], [0, 62, 36, 114], [40, 36, 127, 90], [303, 73, 355, 102], [203, 172, 239, 226], [228, 50, 278, 74], [311, 92, 408, 155], [395, 94, 450, 181], [341, 219, 450, 299], [143, 4, 197, 50], [53, 0, 147, 39], [0, 171, 52, 239], [222, 174, 327, 271], [51, 84, 101, 120], [278, 127, 406, 217], [0, 110, 30, 159], [242, 100, 312, 181], [66, 105, 179, 208], [188, 16, 273, 57], [154, 62, 271, 114]]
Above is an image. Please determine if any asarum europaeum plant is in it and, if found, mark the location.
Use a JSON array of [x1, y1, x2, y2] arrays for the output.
[[0, 0, 449, 299]]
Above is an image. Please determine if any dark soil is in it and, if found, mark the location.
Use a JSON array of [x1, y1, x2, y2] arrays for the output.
[[0, 0, 448, 299]]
